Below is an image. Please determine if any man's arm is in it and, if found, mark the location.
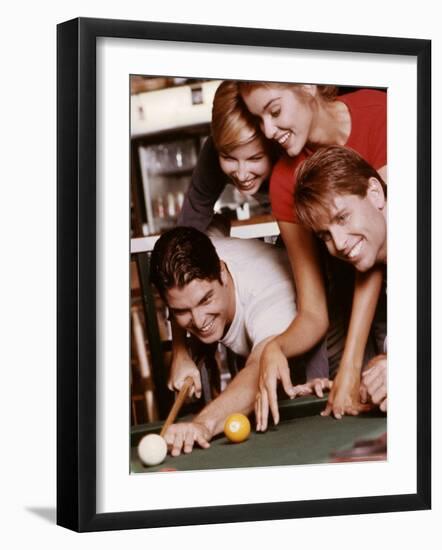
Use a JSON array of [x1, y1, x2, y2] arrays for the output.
[[163, 337, 272, 456], [322, 267, 383, 418]]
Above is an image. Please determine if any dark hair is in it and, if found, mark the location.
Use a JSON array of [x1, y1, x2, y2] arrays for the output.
[[150, 227, 222, 301], [294, 146, 386, 230]]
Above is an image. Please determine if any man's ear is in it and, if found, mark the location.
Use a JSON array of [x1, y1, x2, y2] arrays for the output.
[[367, 177, 386, 210], [220, 261, 228, 285]]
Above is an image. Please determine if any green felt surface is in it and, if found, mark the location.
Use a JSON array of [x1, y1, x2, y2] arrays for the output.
[[130, 396, 386, 474]]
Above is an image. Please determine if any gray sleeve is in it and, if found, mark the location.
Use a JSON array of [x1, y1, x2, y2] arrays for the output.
[[177, 136, 227, 232]]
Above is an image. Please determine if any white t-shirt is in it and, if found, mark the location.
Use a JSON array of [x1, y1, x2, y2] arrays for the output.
[[211, 236, 297, 357]]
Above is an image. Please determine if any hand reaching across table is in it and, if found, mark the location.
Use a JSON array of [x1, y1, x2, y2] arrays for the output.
[[254, 339, 296, 432], [292, 377, 333, 399]]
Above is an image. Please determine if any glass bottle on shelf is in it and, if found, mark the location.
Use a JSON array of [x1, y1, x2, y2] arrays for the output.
[[137, 137, 199, 235]]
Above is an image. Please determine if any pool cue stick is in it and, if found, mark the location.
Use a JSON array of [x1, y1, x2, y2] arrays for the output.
[[160, 376, 194, 437]]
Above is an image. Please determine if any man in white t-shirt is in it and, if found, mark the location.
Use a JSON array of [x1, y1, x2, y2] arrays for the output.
[[150, 226, 298, 455]]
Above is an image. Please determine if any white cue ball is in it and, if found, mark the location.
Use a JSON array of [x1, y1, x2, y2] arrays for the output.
[[138, 434, 168, 466]]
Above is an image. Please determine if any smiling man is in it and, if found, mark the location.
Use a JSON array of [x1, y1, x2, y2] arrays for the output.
[[294, 145, 387, 411], [294, 145, 387, 270], [150, 227, 299, 455]]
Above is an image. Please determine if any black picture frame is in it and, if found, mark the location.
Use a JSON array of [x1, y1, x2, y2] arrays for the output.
[[57, 17, 431, 532]]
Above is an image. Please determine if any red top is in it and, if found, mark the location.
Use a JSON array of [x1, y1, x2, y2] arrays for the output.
[[269, 89, 387, 223]]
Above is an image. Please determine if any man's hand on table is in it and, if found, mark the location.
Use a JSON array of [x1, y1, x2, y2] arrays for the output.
[[163, 421, 212, 456], [292, 378, 333, 398], [360, 354, 387, 412]]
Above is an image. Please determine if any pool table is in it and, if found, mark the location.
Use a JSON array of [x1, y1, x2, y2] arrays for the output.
[[130, 395, 387, 473]]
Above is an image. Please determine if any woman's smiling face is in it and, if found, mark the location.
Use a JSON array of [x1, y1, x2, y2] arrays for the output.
[[241, 85, 315, 157], [218, 133, 272, 196]]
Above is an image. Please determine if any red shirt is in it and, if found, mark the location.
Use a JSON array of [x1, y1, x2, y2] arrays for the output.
[[269, 89, 387, 223]]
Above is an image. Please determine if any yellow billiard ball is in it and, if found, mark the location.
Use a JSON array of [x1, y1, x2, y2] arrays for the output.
[[224, 413, 251, 443]]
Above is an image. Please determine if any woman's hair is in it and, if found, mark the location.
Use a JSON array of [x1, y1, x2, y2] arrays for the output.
[[294, 145, 387, 230], [150, 227, 222, 301], [211, 80, 264, 154], [238, 80, 338, 102]]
